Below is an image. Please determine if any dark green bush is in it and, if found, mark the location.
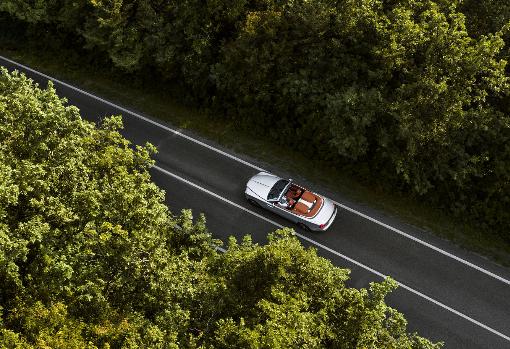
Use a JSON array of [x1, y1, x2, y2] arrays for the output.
[[1, 0, 509, 240]]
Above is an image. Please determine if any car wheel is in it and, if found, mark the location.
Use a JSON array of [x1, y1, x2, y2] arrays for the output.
[[298, 223, 311, 232], [247, 198, 260, 207]]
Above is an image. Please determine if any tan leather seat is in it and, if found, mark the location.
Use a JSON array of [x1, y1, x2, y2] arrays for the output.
[[301, 191, 315, 203], [294, 202, 309, 214]]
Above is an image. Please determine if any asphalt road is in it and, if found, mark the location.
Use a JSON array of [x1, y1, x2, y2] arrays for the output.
[[2, 56, 510, 348]]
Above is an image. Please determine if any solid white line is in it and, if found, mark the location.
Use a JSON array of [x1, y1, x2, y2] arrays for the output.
[[215, 246, 227, 253], [2, 55, 509, 287], [152, 164, 393, 277], [4, 54, 510, 341], [0, 56, 266, 173], [153, 166, 287, 229], [333, 201, 510, 287], [152, 165, 510, 343]]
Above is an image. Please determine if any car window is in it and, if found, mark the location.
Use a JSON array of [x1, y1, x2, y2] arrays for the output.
[[267, 179, 289, 201]]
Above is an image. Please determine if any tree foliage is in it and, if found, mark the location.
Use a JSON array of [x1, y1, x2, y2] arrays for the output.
[[459, 0, 510, 37], [1, 0, 509, 238], [0, 68, 440, 348]]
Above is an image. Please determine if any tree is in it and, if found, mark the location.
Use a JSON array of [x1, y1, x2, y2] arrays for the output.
[[0, 68, 214, 347], [207, 230, 442, 348], [2, 0, 509, 241], [0, 68, 439, 348], [459, 0, 510, 37]]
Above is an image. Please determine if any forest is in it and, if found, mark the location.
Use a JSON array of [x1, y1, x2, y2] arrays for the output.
[[0, 0, 509, 242], [0, 68, 441, 347], [2, 0, 510, 347]]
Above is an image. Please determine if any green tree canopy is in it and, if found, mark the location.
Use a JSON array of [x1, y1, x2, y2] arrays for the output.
[[1, 0, 509, 237], [0, 68, 440, 348]]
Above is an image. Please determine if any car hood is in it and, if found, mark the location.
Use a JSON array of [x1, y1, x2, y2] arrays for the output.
[[246, 172, 281, 200]]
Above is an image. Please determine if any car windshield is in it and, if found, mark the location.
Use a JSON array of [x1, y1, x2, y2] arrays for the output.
[[267, 179, 290, 201]]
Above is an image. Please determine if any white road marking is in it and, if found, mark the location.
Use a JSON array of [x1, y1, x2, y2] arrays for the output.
[[153, 165, 510, 343], [333, 201, 510, 286], [1, 56, 509, 284], [0, 56, 266, 173], [2, 55, 510, 342], [215, 246, 227, 253]]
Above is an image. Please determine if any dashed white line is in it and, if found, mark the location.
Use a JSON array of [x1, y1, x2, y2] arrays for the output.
[[153, 165, 510, 343]]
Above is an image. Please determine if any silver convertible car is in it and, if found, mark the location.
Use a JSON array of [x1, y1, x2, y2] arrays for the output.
[[245, 172, 337, 231]]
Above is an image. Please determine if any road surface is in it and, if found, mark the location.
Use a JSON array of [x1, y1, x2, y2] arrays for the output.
[[2, 56, 510, 348]]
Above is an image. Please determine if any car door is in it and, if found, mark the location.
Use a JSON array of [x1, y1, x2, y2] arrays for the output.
[[266, 200, 300, 223], [264, 200, 282, 217]]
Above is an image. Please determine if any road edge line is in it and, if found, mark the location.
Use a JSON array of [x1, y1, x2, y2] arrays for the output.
[[152, 165, 510, 343], [2, 55, 509, 287]]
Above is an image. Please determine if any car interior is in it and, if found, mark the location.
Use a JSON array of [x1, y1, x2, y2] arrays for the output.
[[285, 184, 302, 208], [277, 183, 323, 217]]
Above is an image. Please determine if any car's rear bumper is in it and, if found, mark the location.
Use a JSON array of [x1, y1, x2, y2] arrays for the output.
[[318, 205, 337, 231]]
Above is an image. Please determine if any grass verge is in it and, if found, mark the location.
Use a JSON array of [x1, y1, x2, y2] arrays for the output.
[[2, 44, 509, 267]]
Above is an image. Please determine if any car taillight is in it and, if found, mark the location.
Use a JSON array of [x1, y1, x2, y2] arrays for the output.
[[319, 223, 326, 229]]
